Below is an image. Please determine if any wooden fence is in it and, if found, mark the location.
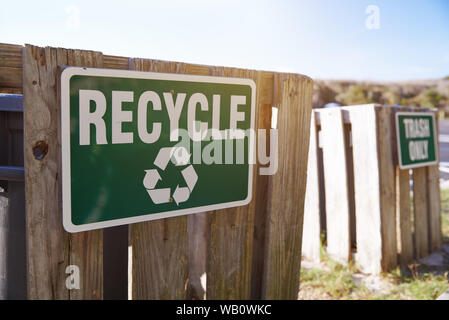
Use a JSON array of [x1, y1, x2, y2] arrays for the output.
[[0, 43, 313, 299], [302, 104, 442, 274]]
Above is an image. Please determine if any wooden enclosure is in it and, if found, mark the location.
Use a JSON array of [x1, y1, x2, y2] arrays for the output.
[[302, 104, 442, 274], [0, 43, 313, 299]]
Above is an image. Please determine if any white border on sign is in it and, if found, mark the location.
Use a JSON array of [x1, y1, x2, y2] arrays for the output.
[[61, 67, 256, 233], [395, 111, 439, 170]]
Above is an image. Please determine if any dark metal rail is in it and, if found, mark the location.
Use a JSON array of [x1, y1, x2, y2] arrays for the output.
[[0, 166, 24, 182], [0, 94, 23, 112]]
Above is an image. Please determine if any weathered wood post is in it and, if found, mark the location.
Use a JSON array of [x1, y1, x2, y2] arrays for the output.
[[258, 74, 313, 299], [23, 45, 104, 299]]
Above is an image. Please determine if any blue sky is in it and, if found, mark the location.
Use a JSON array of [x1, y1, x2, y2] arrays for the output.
[[1, 0, 448, 81]]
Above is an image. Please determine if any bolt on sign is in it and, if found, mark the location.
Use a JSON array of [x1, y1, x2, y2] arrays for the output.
[[395, 112, 438, 169], [61, 67, 255, 232]]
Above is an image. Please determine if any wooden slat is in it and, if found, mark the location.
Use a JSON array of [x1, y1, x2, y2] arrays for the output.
[[24, 45, 70, 299], [249, 71, 274, 299], [392, 107, 412, 265], [261, 74, 313, 299], [316, 104, 358, 125], [0, 43, 22, 69], [0, 43, 22, 52], [0, 43, 24, 93], [349, 105, 383, 274], [24, 45, 104, 299], [185, 64, 211, 76], [318, 108, 351, 263], [376, 107, 397, 271], [427, 164, 442, 251], [65, 49, 104, 300], [0, 67, 22, 89], [103, 55, 130, 70], [0, 55, 22, 68], [258, 72, 274, 105], [301, 111, 321, 262], [207, 202, 256, 300], [130, 217, 189, 299], [413, 167, 429, 258], [427, 115, 442, 252], [129, 58, 190, 300], [396, 167, 414, 265], [204, 63, 256, 298], [206, 66, 259, 300]]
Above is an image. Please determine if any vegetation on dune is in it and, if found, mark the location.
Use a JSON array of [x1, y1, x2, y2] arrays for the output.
[[313, 77, 449, 114]]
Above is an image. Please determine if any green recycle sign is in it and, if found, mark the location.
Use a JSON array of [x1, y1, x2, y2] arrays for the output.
[[142, 147, 198, 205]]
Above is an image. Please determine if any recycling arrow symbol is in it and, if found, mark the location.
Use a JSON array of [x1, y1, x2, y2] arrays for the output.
[[143, 146, 198, 205]]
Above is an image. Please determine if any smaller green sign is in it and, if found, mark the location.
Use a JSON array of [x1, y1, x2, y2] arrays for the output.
[[395, 112, 438, 169]]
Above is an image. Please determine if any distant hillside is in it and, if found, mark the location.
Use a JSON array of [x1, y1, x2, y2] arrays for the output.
[[313, 78, 449, 114]]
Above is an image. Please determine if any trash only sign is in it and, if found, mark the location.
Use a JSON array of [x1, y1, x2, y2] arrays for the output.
[[395, 112, 438, 169], [61, 67, 255, 232]]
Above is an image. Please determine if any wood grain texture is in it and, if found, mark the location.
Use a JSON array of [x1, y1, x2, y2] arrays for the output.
[[206, 66, 259, 300], [250, 72, 274, 299], [0, 43, 197, 91], [262, 74, 313, 299], [0, 67, 22, 89], [130, 217, 188, 299], [318, 108, 351, 263], [24, 45, 70, 299], [348, 105, 383, 274], [65, 49, 104, 300], [396, 167, 414, 265], [375, 107, 397, 271], [302, 112, 321, 263], [0, 44, 25, 93], [0, 43, 22, 69], [427, 164, 442, 251], [103, 55, 130, 70], [427, 114, 442, 252], [129, 58, 191, 300], [24, 45, 104, 299], [413, 167, 429, 259]]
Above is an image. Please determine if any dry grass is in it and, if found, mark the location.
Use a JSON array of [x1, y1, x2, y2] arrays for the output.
[[299, 189, 449, 300]]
